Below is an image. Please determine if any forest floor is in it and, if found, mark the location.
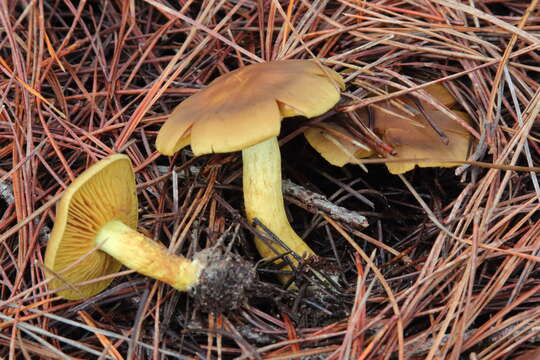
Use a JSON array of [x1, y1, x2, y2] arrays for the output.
[[1, 1, 539, 359]]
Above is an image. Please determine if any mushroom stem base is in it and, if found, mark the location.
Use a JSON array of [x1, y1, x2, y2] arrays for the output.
[[242, 137, 315, 274], [95, 220, 202, 291]]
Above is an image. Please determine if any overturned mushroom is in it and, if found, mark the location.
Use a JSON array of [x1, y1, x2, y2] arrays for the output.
[[155, 60, 344, 279], [44, 154, 254, 311]]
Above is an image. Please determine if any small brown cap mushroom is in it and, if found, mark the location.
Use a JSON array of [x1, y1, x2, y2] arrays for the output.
[[44, 154, 138, 300], [156, 60, 345, 156], [373, 84, 471, 174], [305, 84, 471, 174]]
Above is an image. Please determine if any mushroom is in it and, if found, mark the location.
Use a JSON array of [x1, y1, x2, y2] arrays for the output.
[[305, 84, 471, 174], [305, 122, 374, 167], [155, 60, 344, 278], [44, 154, 254, 310]]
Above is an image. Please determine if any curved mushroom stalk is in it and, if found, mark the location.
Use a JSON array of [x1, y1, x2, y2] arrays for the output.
[[242, 137, 315, 273], [45, 155, 255, 311], [95, 220, 202, 291]]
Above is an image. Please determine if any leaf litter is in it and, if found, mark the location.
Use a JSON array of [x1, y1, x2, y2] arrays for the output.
[[0, 0, 539, 359]]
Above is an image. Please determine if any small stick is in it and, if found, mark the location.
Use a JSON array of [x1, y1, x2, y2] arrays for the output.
[[0, 179, 14, 205], [282, 180, 368, 229]]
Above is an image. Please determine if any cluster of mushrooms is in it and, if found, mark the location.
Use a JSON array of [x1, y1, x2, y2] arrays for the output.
[[44, 60, 345, 309], [44, 60, 470, 311]]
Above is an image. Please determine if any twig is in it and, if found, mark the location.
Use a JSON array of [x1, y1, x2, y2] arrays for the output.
[[0, 179, 14, 204], [282, 179, 368, 229]]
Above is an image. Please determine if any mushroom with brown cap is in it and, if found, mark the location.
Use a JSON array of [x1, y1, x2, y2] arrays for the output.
[[44, 154, 255, 311], [305, 84, 471, 174], [155, 60, 344, 280]]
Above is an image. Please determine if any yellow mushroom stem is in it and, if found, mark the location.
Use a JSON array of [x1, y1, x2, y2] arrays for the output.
[[242, 137, 315, 275], [95, 220, 203, 291]]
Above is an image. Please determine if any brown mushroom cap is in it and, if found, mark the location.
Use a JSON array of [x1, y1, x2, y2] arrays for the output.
[[305, 123, 374, 166], [373, 84, 471, 174], [44, 154, 138, 300], [304, 84, 471, 174], [156, 60, 345, 156]]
